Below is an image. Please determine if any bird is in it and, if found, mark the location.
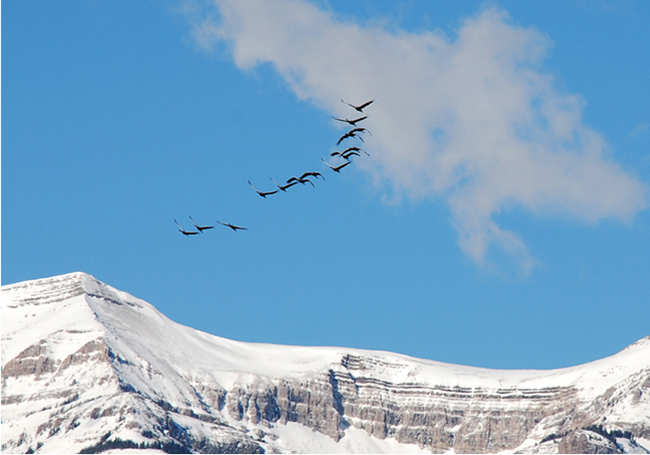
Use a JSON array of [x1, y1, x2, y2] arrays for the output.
[[332, 115, 368, 127], [322, 158, 352, 173], [248, 180, 278, 198], [331, 150, 360, 160], [271, 177, 299, 192], [342, 146, 370, 156], [216, 220, 248, 232], [341, 99, 374, 112], [287, 176, 315, 187], [189, 216, 213, 233], [337, 130, 365, 145], [174, 219, 199, 236], [299, 171, 324, 181], [348, 126, 372, 136]]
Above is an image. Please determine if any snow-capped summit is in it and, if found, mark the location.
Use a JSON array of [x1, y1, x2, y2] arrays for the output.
[[2, 272, 649, 453]]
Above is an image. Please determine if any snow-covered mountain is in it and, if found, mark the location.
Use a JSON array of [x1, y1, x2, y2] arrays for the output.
[[2, 273, 649, 454]]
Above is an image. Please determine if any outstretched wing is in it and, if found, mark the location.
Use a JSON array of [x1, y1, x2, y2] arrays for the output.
[[300, 171, 324, 180], [350, 127, 372, 136], [357, 99, 374, 111], [343, 146, 369, 156], [336, 133, 352, 145], [341, 151, 360, 159], [248, 180, 261, 193], [335, 161, 352, 171], [341, 99, 374, 112], [282, 181, 299, 190]]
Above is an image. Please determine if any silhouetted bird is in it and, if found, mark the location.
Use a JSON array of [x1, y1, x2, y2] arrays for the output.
[[337, 130, 365, 145], [189, 216, 213, 233], [348, 126, 372, 136], [331, 150, 360, 160], [342, 146, 370, 156], [332, 115, 368, 127], [248, 180, 278, 198], [341, 99, 374, 112], [271, 178, 299, 192], [322, 158, 352, 173], [299, 171, 324, 180], [174, 219, 199, 236], [216, 220, 248, 232], [287, 176, 315, 187]]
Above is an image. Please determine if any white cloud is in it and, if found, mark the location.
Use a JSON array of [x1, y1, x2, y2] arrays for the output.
[[189, 0, 648, 270]]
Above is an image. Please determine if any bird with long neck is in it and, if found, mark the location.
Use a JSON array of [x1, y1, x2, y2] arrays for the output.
[[341, 99, 374, 112]]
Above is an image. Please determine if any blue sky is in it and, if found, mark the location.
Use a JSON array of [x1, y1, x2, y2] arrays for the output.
[[3, 0, 649, 370]]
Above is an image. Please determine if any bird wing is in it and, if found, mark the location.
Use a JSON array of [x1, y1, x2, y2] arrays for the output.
[[248, 180, 262, 193], [351, 116, 367, 124], [301, 171, 323, 180], [343, 146, 369, 155], [281, 181, 299, 190], [174, 219, 184, 230], [335, 161, 352, 171], [336, 133, 352, 145], [350, 127, 371, 135], [287, 177, 300, 184], [358, 99, 374, 110]]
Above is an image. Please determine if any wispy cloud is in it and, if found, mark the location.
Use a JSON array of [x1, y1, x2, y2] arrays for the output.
[[630, 122, 649, 139], [188, 0, 647, 271]]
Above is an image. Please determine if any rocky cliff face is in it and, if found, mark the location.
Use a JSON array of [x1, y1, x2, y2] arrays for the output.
[[2, 273, 649, 454]]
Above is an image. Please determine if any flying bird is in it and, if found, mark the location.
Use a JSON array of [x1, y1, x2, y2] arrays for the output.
[[174, 219, 199, 236], [348, 126, 372, 136], [321, 158, 352, 173], [341, 99, 374, 112], [337, 130, 365, 145], [331, 150, 360, 160], [342, 146, 370, 156], [299, 171, 324, 181], [271, 177, 299, 192], [216, 220, 248, 232], [189, 216, 213, 233], [248, 180, 278, 198], [332, 115, 368, 127], [287, 176, 315, 187]]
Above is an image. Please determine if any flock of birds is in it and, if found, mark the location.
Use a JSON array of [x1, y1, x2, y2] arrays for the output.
[[174, 98, 375, 237]]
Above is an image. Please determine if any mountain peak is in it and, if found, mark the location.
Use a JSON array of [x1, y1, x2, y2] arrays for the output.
[[2, 273, 649, 454]]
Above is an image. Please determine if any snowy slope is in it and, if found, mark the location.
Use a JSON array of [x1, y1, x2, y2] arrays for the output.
[[2, 272, 649, 454]]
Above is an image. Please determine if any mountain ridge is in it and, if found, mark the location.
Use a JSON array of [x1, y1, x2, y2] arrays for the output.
[[2, 272, 649, 453]]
